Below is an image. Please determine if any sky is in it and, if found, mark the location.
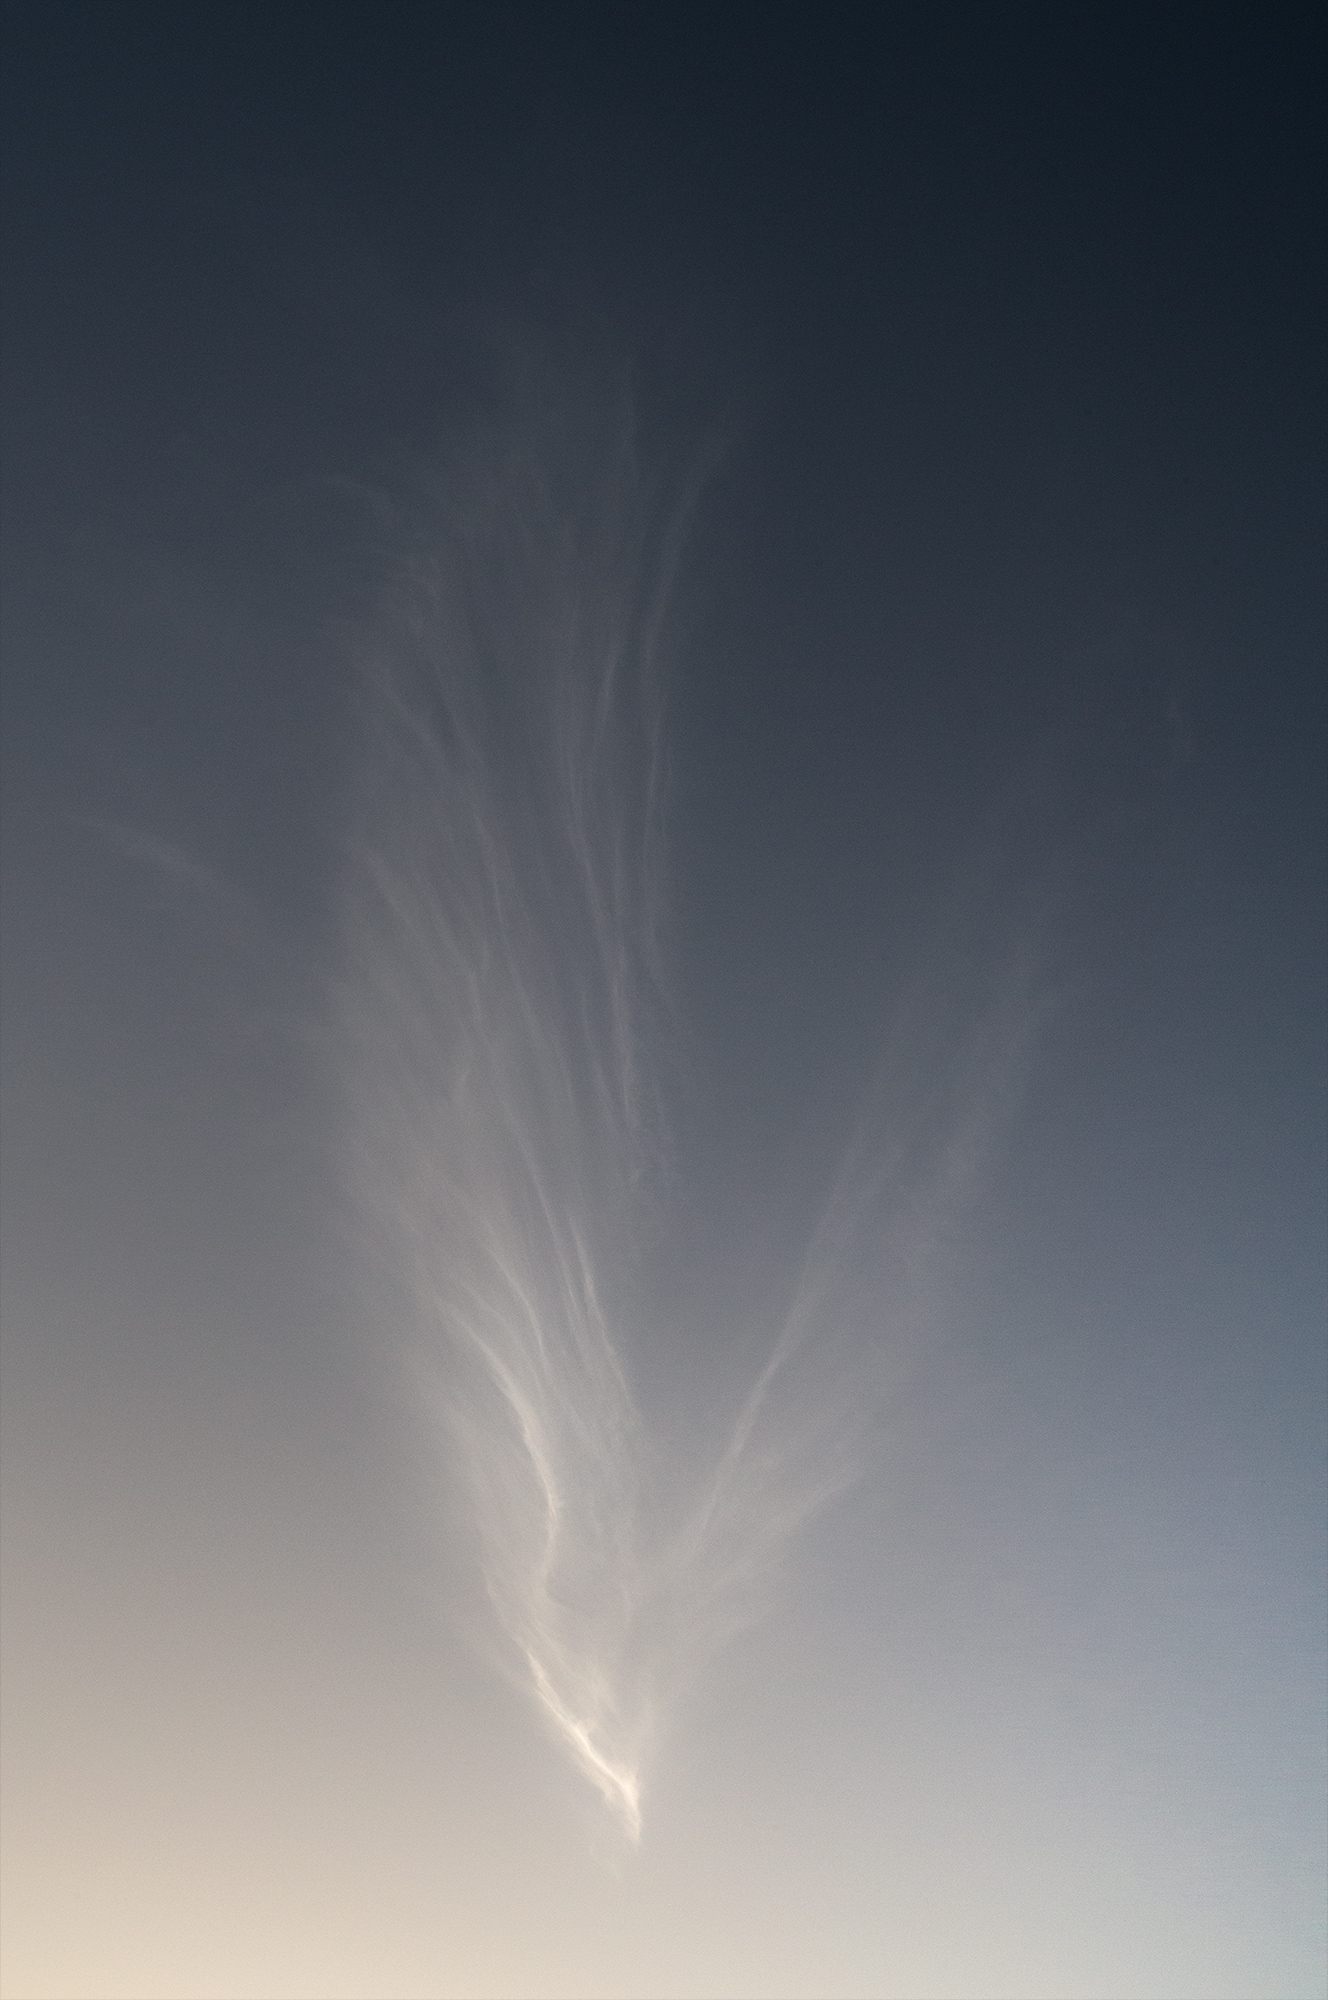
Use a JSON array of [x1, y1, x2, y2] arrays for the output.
[[1, 9, 1324, 1998]]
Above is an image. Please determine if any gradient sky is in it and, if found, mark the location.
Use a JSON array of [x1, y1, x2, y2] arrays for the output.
[[2, 11, 1324, 1999]]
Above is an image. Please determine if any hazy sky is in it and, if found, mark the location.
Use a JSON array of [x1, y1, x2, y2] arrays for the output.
[[2, 11, 1324, 1999]]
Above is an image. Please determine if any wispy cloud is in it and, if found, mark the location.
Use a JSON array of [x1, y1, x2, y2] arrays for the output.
[[339, 377, 1050, 1847], [86, 817, 231, 898]]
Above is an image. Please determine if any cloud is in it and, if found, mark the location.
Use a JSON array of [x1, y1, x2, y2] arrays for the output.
[[86, 817, 231, 898]]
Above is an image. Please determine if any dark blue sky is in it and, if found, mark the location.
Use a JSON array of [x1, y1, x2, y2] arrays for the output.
[[2, 11, 1324, 1998]]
